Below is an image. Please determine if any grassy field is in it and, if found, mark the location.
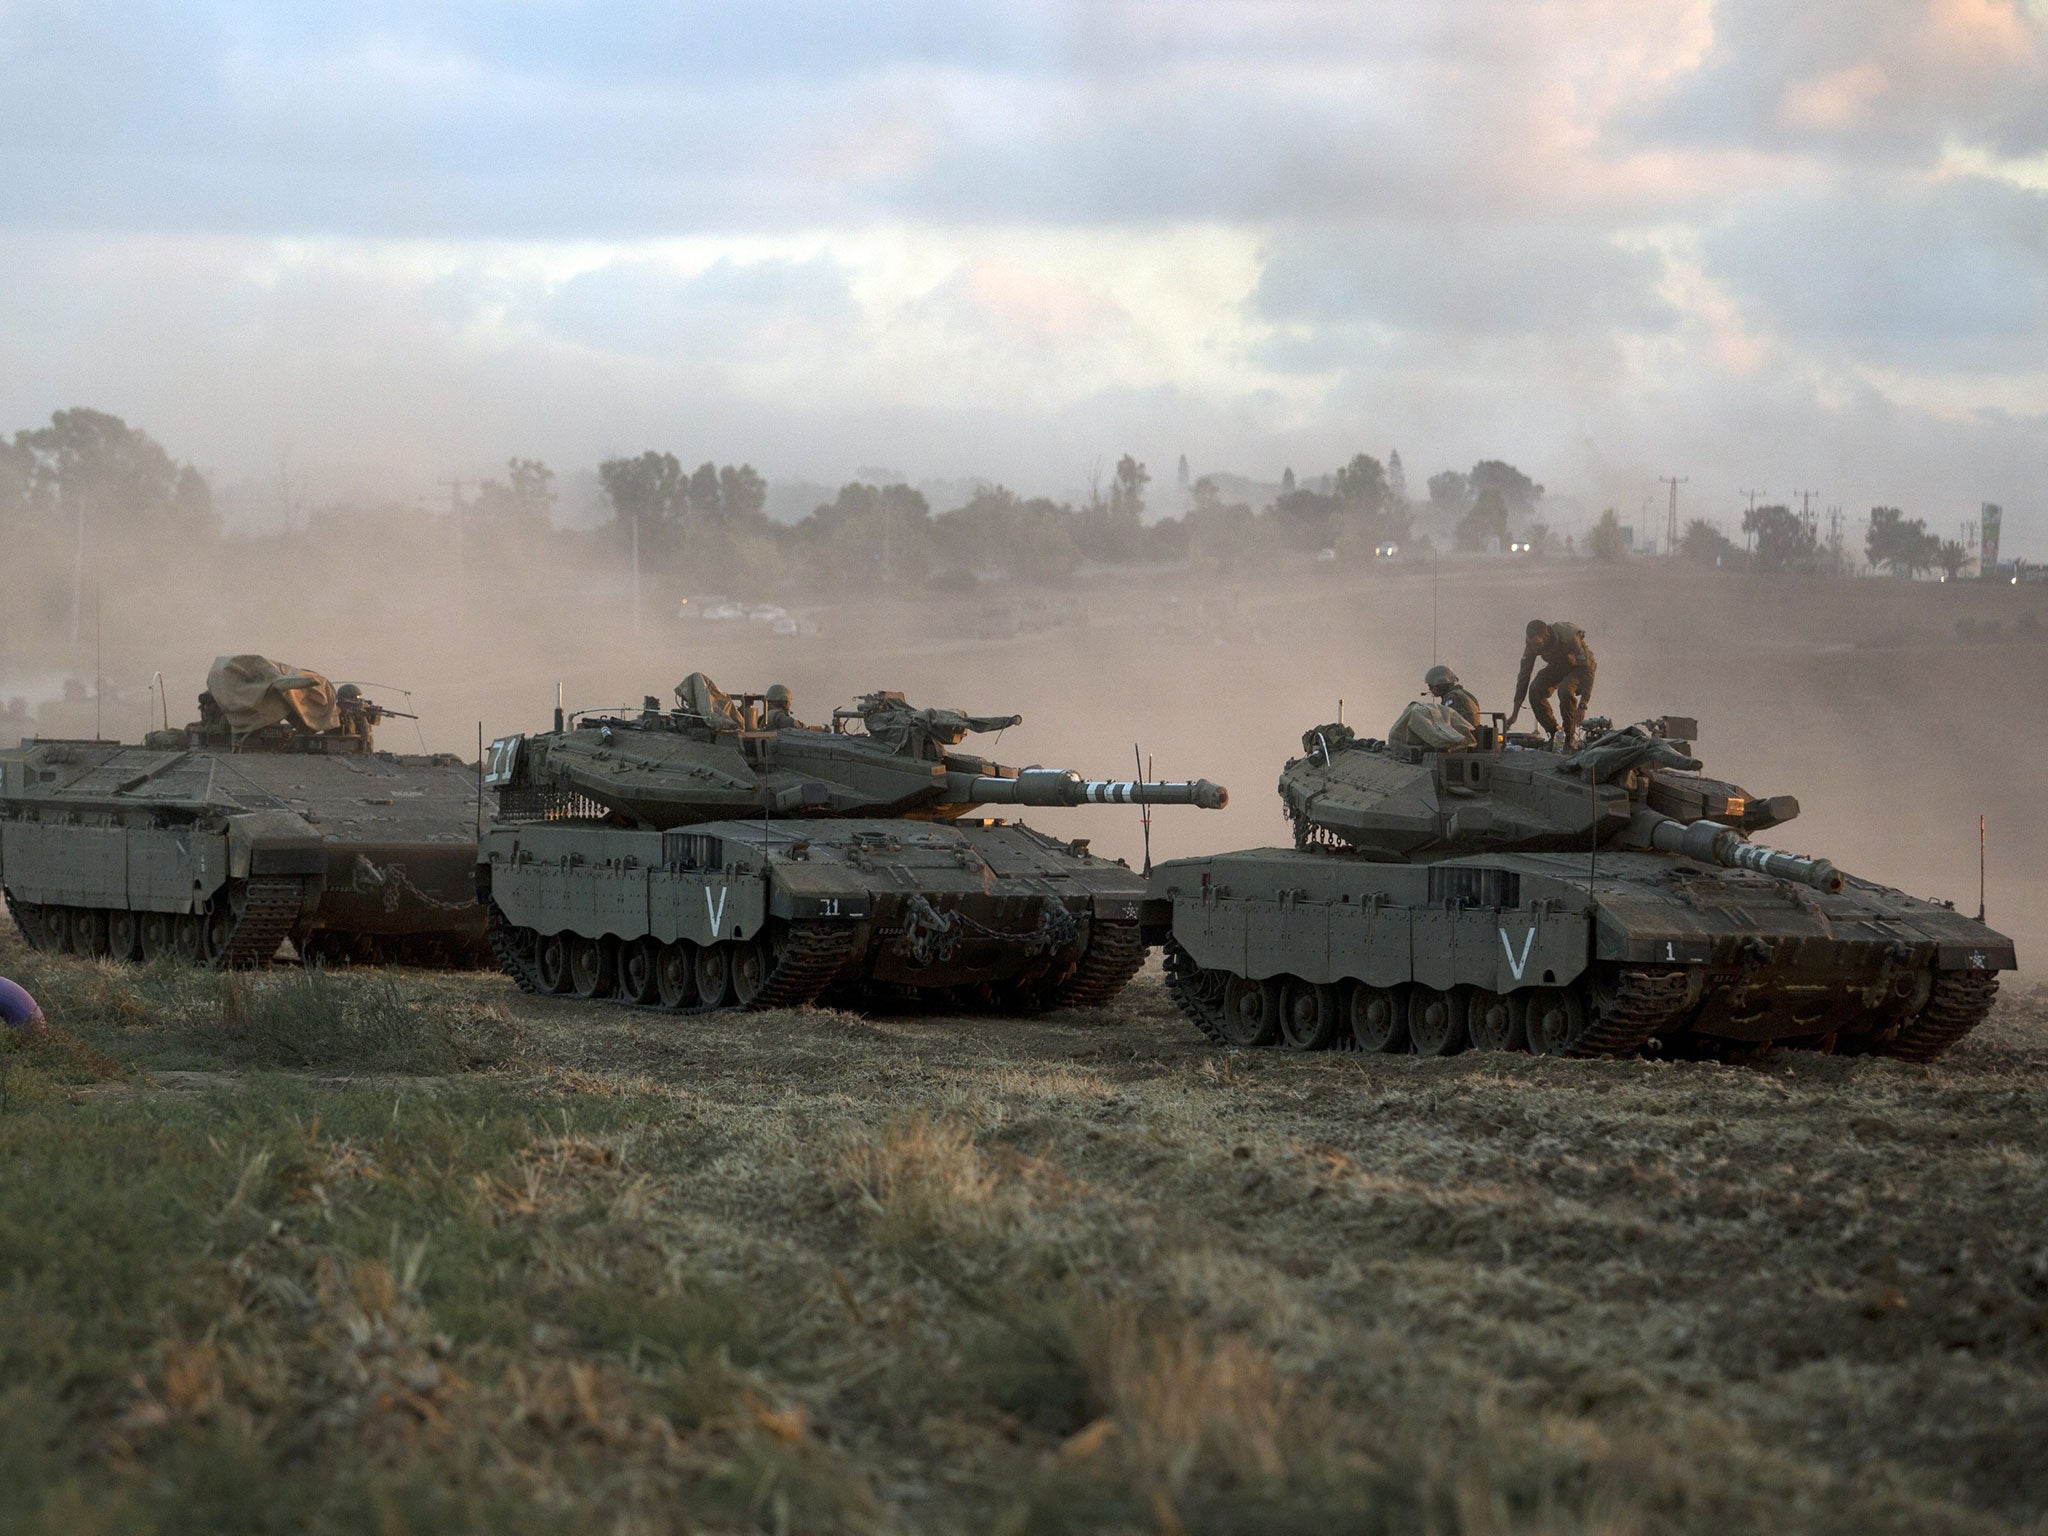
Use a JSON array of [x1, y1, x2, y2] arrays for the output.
[[2, 930, 2044, 1536]]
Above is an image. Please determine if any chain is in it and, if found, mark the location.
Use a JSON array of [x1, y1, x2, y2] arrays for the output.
[[895, 892, 1080, 967], [351, 855, 474, 914]]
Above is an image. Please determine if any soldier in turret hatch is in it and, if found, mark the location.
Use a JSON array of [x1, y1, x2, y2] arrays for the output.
[[762, 683, 802, 731], [1425, 665, 1481, 731], [1506, 619, 1596, 748]]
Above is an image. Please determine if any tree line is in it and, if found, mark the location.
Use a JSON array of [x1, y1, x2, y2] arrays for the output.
[[0, 408, 1990, 598]]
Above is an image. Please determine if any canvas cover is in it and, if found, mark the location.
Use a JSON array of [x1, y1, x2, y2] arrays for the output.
[[1387, 698, 1477, 751], [207, 655, 342, 736], [674, 672, 742, 729]]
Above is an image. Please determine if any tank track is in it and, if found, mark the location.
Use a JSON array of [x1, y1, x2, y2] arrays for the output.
[[4, 889, 43, 951], [1570, 967, 1693, 1058], [213, 878, 309, 971], [1161, 936, 1228, 1045], [489, 905, 855, 1014], [1049, 921, 1146, 1009], [1878, 972, 1999, 1063]]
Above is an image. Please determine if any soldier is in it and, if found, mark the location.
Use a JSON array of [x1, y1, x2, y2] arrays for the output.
[[1506, 619, 1596, 747], [1424, 665, 1481, 730], [761, 683, 802, 731], [336, 683, 382, 743]]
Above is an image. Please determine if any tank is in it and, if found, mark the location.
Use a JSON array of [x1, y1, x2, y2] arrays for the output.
[[478, 674, 1227, 1012], [0, 655, 490, 968], [1145, 708, 2015, 1060]]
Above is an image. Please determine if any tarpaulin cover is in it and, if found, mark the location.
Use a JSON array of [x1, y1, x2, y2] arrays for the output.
[[207, 655, 341, 736]]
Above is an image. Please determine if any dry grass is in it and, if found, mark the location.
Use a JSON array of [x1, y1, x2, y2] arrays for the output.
[[3, 922, 2045, 1533]]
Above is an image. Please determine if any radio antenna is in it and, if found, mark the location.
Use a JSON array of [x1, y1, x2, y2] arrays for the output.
[[554, 681, 565, 733], [1135, 743, 1153, 875], [153, 670, 168, 731], [1977, 814, 1986, 923], [93, 586, 102, 740], [475, 722, 485, 840]]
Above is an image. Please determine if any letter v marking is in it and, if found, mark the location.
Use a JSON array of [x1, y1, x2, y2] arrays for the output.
[[1500, 925, 1537, 981], [704, 886, 729, 935]]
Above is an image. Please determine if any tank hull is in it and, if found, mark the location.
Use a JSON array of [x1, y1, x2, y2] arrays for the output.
[[0, 741, 489, 968], [480, 816, 1149, 1012], [1146, 846, 2014, 1059]]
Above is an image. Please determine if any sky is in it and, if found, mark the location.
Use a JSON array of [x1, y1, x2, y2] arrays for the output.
[[1, 0, 2044, 548]]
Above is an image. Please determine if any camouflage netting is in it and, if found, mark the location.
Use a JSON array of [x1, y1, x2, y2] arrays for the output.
[[674, 672, 741, 730], [207, 655, 342, 736]]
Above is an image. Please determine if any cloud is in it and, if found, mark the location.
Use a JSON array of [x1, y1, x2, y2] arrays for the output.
[[1701, 172, 2048, 370]]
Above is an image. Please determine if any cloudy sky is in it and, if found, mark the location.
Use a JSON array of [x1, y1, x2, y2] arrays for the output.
[[2, 0, 2044, 547]]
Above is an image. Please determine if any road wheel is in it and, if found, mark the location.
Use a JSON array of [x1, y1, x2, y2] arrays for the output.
[[198, 905, 231, 967], [620, 937, 662, 1005], [694, 942, 733, 1008], [569, 935, 614, 999], [730, 934, 773, 1008], [1468, 988, 1524, 1051], [1279, 977, 1342, 1050], [1407, 985, 1468, 1056], [1349, 984, 1407, 1053], [107, 909, 142, 962], [140, 912, 176, 961], [656, 941, 698, 1009], [174, 913, 206, 963], [46, 906, 76, 954], [70, 907, 110, 959], [1520, 986, 1586, 1055], [536, 933, 575, 994], [1220, 974, 1281, 1048]]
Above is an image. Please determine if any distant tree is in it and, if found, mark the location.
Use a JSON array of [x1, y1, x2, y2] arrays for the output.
[[688, 461, 722, 516], [1866, 506, 1940, 577], [1270, 485, 1338, 551], [1455, 487, 1510, 552], [1109, 455, 1148, 525], [1468, 460, 1543, 520], [1744, 504, 1818, 573], [599, 451, 688, 551], [1426, 470, 1471, 518], [1386, 449, 1407, 505], [1183, 476, 1269, 565], [1331, 453, 1389, 517], [1176, 454, 1190, 491], [5, 407, 214, 538], [1589, 508, 1628, 562], [932, 484, 1081, 583], [1280, 467, 1296, 492], [470, 457, 556, 529], [1678, 517, 1742, 568], [800, 482, 931, 586], [1935, 539, 1971, 580], [717, 464, 769, 522]]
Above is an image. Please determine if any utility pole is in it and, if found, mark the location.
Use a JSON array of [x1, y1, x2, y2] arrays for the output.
[[1826, 507, 1845, 575], [1659, 475, 1687, 556], [1793, 489, 1819, 540], [1741, 488, 1767, 513]]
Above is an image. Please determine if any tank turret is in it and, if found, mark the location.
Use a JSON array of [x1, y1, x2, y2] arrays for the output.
[[479, 674, 1229, 1017], [485, 673, 1225, 827]]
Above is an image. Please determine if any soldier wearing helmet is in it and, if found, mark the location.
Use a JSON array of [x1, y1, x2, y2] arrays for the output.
[[1424, 665, 1481, 731], [1506, 618, 1595, 747], [761, 683, 802, 731]]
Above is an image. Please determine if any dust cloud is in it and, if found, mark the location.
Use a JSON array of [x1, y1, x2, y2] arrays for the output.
[[4, 528, 2042, 971]]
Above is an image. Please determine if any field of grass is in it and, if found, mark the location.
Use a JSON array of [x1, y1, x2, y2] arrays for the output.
[[3, 927, 2044, 1535]]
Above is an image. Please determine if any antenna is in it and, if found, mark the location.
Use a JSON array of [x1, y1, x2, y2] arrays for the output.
[[1977, 815, 1986, 923], [93, 586, 102, 740], [475, 722, 485, 840], [1135, 744, 1153, 875], [1431, 550, 1439, 664], [1587, 772, 1598, 912], [153, 670, 168, 732], [554, 681, 565, 733], [1337, 697, 1344, 727]]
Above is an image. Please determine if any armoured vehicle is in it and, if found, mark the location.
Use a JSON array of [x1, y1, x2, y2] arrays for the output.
[[1147, 707, 2014, 1060], [479, 675, 1227, 1012], [1, 655, 489, 968]]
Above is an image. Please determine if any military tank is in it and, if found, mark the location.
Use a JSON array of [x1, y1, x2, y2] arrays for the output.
[[0, 655, 489, 968], [479, 674, 1227, 1012], [1146, 705, 2014, 1060]]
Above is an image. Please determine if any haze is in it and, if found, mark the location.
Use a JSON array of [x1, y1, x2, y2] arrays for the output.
[[2, 0, 2045, 544]]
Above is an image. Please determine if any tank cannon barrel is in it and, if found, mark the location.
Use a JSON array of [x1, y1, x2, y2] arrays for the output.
[[1639, 813, 1841, 892], [961, 768, 1228, 810]]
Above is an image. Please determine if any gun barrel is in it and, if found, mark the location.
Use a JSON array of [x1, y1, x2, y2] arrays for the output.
[[1644, 815, 1841, 892], [964, 768, 1228, 810]]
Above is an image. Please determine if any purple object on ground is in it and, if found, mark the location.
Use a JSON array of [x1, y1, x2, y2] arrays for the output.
[[0, 975, 46, 1036]]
